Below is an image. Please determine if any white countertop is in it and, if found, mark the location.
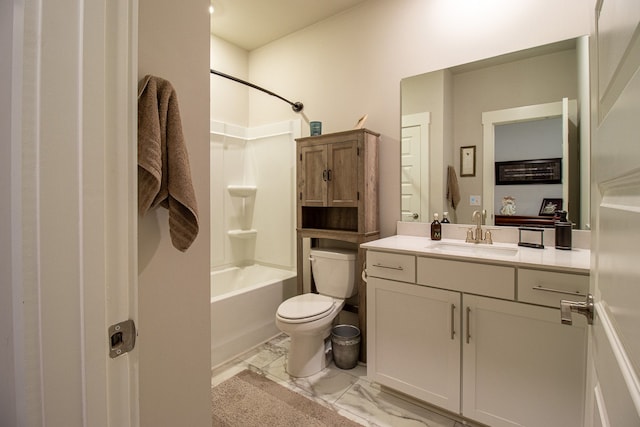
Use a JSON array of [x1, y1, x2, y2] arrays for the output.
[[361, 235, 590, 274]]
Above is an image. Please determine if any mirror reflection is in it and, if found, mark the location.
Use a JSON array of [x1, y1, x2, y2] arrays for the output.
[[401, 36, 590, 229]]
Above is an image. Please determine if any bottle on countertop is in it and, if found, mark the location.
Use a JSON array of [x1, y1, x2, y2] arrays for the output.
[[431, 213, 442, 240], [554, 210, 572, 250], [441, 212, 451, 223]]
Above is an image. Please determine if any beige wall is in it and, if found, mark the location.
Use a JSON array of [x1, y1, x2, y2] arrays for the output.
[[1, 0, 16, 425], [138, 0, 211, 426], [245, 0, 591, 237], [210, 37, 250, 126]]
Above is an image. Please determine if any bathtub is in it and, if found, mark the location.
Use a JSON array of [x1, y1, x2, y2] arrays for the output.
[[211, 264, 297, 368]]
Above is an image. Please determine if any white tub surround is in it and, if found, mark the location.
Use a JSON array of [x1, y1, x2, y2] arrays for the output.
[[362, 229, 590, 427], [210, 119, 299, 270], [210, 120, 300, 368]]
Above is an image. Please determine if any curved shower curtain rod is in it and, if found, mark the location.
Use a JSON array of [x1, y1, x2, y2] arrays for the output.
[[210, 69, 304, 113]]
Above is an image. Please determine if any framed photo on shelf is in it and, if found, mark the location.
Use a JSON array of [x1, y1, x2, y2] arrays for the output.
[[460, 146, 476, 177], [539, 198, 562, 216]]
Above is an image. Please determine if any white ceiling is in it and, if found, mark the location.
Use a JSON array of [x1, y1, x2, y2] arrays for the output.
[[211, 0, 369, 51]]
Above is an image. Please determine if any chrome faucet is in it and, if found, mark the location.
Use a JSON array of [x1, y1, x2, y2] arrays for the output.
[[465, 210, 493, 244]]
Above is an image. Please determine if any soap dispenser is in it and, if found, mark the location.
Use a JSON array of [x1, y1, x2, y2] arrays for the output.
[[431, 213, 442, 240], [554, 210, 572, 250], [441, 212, 451, 223]]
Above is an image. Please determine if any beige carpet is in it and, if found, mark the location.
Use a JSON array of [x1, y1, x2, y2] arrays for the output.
[[211, 369, 362, 426]]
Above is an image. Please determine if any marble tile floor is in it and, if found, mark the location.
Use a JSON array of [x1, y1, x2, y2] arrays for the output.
[[211, 334, 479, 427]]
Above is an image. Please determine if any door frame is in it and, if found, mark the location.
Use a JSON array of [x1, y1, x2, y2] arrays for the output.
[[481, 100, 576, 225]]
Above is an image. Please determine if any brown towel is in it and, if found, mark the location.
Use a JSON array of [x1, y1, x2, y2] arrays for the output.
[[138, 75, 199, 251], [446, 165, 461, 210]]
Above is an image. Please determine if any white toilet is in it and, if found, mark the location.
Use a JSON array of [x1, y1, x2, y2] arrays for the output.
[[275, 248, 357, 378]]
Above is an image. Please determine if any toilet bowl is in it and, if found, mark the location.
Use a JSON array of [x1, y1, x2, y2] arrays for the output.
[[276, 248, 357, 377]]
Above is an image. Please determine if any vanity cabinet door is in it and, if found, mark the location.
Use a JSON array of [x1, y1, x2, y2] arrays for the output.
[[367, 277, 461, 413], [462, 295, 587, 427]]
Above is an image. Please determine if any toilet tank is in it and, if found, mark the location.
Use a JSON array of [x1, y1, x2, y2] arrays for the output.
[[309, 248, 357, 298]]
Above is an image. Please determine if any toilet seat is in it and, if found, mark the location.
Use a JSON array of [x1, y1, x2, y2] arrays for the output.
[[277, 294, 337, 324]]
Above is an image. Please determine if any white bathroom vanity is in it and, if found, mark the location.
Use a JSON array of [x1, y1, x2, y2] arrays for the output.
[[362, 226, 590, 427]]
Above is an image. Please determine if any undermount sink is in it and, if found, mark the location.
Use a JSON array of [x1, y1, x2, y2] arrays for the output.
[[426, 241, 519, 257]]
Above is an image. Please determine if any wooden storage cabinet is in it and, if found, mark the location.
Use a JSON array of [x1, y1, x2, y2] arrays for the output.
[[296, 129, 379, 362], [366, 250, 588, 426], [299, 140, 358, 207], [297, 129, 378, 234]]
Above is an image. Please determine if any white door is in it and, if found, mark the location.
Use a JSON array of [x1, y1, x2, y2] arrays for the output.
[[583, 1, 640, 425], [12, 0, 139, 425], [401, 113, 430, 222], [401, 124, 422, 221]]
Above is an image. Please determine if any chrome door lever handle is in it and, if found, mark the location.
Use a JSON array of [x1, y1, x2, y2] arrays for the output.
[[560, 294, 594, 325]]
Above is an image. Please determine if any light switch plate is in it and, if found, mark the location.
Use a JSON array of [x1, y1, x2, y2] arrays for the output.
[[470, 195, 481, 206]]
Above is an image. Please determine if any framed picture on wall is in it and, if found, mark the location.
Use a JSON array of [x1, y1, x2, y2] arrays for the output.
[[539, 198, 563, 216], [495, 158, 562, 185], [460, 146, 476, 177]]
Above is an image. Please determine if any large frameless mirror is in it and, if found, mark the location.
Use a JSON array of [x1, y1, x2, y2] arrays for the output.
[[400, 36, 590, 229]]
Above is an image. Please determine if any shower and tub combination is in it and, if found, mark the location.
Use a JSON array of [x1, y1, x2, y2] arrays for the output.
[[209, 119, 300, 368], [210, 264, 296, 367]]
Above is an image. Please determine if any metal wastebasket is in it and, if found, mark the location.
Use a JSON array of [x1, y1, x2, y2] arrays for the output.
[[331, 324, 360, 369]]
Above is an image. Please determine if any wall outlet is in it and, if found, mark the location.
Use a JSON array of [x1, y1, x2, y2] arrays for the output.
[[470, 195, 482, 206]]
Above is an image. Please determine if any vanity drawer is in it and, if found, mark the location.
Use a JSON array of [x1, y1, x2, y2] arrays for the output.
[[517, 269, 588, 308], [366, 251, 416, 283], [417, 256, 515, 299]]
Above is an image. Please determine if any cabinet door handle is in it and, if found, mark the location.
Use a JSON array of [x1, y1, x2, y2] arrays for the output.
[[327, 169, 332, 181], [466, 306, 471, 344], [450, 304, 456, 340], [372, 263, 403, 271], [322, 169, 328, 181], [532, 285, 586, 297]]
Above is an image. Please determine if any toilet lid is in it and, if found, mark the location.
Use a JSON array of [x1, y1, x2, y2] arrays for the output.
[[277, 294, 335, 321]]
